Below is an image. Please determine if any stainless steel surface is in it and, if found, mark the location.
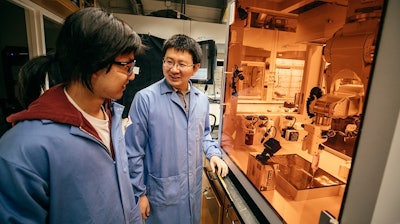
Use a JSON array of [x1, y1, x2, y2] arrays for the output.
[[222, 176, 259, 224], [224, 204, 241, 224], [203, 154, 259, 224], [270, 154, 345, 201], [202, 171, 223, 224]]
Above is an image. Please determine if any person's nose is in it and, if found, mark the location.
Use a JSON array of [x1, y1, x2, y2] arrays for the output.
[[170, 64, 181, 72], [128, 73, 135, 81]]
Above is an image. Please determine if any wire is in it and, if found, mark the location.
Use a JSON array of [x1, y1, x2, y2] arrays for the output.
[[204, 84, 208, 93], [260, 126, 278, 143], [290, 116, 296, 128]]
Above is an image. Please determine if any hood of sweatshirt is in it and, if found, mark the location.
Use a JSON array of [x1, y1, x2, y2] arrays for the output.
[[6, 84, 108, 140]]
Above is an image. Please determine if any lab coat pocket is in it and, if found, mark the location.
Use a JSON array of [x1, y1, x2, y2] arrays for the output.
[[147, 173, 184, 206], [129, 199, 142, 223]]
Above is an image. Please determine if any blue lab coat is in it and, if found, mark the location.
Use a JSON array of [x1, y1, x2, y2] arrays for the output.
[[125, 78, 222, 224], [0, 85, 142, 224]]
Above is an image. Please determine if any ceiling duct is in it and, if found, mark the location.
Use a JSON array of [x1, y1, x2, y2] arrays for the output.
[[147, 9, 192, 20]]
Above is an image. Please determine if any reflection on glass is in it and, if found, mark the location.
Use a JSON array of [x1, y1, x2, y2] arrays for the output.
[[237, 61, 265, 100], [273, 58, 304, 102]]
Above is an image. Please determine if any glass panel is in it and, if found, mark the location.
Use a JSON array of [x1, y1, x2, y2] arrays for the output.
[[221, 0, 385, 223], [0, 2, 62, 138], [237, 61, 265, 100], [0, 1, 28, 137], [44, 16, 62, 51], [273, 58, 304, 102]]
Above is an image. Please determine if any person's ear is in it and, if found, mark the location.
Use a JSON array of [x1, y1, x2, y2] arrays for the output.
[[192, 63, 201, 74]]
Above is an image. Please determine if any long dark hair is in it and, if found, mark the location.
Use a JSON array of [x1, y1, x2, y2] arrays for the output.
[[56, 7, 144, 90], [17, 52, 62, 108], [17, 7, 145, 108]]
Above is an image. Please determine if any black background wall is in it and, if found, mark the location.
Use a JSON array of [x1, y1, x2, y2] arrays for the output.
[[118, 34, 165, 118]]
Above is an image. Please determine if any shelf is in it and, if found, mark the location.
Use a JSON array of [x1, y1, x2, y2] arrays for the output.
[[31, 0, 79, 19], [29, 0, 97, 19]]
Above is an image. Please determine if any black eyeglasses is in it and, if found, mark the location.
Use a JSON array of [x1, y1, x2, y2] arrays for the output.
[[107, 60, 136, 75]]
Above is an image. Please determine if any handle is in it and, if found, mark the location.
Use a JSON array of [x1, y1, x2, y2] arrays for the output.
[[206, 170, 218, 181], [225, 205, 241, 224], [202, 187, 215, 200]]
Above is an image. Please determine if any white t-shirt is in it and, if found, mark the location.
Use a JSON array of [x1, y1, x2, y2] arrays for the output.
[[64, 89, 111, 152]]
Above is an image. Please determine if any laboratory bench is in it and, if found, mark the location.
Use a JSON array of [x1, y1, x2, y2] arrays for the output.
[[216, 111, 351, 222], [222, 135, 347, 224]]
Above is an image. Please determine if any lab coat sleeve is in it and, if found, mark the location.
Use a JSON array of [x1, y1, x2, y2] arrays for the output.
[[202, 101, 223, 160], [0, 157, 48, 223], [125, 92, 148, 197]]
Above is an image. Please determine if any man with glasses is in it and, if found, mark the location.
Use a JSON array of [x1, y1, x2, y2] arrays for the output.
[[125, 34, 228, 224]]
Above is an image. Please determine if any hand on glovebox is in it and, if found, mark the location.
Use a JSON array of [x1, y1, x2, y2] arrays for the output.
[[209, 156, 229, 177]]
